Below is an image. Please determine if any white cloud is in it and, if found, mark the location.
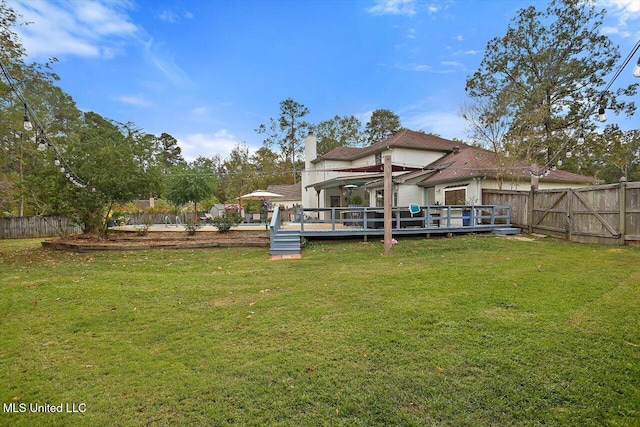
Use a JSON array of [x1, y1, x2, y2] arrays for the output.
[[9, 0, 138, 59], [191, 106, 209, 116], [387, 62, 432, 72], [74, 0, 137, 36], [403, 111, 467, 141], [354, 110, 374, 124], [601, 25, 626, 36], [366, 0, 416, 16], [177, 130, 253, 162], [113, 95, 152, 107], [157, 8, 194, 22], [453, 34, 464, 42], [392, 62, 464, 73], [412, 64, 433, 71], [141, 38, 192, 88], [158, 9, 179, 23], [597, 0, 640, 37]]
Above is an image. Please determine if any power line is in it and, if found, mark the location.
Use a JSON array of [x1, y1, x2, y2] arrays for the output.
[[532, 38, 640, 177], [0, 56, 89, 189]]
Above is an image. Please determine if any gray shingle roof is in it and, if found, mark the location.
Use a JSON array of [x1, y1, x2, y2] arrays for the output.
[[312, 129, 467, 163], [416, 146, 602, 185], [266, 184, 302, 200]]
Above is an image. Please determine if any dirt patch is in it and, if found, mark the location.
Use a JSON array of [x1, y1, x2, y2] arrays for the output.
[[504, 235, 537, 242], [43, 230, 270, 252]]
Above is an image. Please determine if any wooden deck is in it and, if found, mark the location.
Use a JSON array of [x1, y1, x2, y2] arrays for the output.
[[281, 205, 514, 238], [269, 205, 518, 255]]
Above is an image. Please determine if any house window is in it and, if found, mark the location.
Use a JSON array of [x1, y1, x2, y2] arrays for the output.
[[444, 187, 467, 205], [375, 153, 382, 165], [330, 196, 341, 207], [375, 190, 398, 207]]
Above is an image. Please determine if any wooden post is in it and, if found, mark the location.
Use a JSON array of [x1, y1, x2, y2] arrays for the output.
[[528, 185, 535, 234], [530, 163, 539, 190], [529, 163, 539, 235], [384, 155, 392, 255], [619, 177, 627, 244], [566, 189, 572, 241]]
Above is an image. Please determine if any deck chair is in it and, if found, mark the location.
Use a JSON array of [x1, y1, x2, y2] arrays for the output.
[[408, 203, 421, 217], [200, 213, 214, 224]]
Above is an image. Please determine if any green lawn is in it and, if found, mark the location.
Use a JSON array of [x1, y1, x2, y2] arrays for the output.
[[0, 235, 639, 426]]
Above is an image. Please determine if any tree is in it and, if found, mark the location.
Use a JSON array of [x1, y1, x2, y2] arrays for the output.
[[0, 0, 77, 216], [0, 1, 185, 233], [462, 98, 514, 189], [313, 115, 364, 156], [256, 98, 310, 184], [597, 126, 640, 183], [156, 132, 184, 169], [219, 143, 252, 202], [251, 147, 284, 190], [165, 162, 216, 221], [364, 109, 401, 144], [465, 0, 637, 166], [26, 112, 163, 234]]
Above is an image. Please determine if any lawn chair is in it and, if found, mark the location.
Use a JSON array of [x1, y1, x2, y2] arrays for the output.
[[406, 203, 423, 228], [200, 213, 214, 224]]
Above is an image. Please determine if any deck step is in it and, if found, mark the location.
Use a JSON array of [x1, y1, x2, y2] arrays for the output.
[[492, 227, 521, 235], [270, 229, 301, 256]]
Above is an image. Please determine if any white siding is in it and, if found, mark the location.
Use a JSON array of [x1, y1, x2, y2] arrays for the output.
[[392, 148, 445, 167], [397, 184, 423, 207]]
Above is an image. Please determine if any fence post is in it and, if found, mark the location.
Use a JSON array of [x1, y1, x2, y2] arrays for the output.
[[566, 189, 573, 241], [528, 186, 535, 234], [619, 177, 627, 244]]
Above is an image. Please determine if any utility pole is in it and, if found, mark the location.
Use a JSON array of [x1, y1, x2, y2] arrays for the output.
[[384, 155, 392, 255]]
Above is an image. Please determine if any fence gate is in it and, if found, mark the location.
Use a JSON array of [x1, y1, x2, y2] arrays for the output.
[[568, 186, 621, 243], [532, 186, 621, 244], [531, 190, 569, 237]]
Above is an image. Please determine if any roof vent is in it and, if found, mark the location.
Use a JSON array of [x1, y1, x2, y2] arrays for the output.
[[452, 146, 460, 154]]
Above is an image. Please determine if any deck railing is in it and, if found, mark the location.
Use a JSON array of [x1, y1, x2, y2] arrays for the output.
[[298, 205, 511, 232], [269, 205, 282, 239]]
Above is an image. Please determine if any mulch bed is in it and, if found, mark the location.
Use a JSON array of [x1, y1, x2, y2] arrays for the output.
[[42, 230, 270, 252]]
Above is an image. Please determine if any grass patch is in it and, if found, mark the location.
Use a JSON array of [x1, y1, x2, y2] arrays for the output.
[[1, 235, 639, 426]]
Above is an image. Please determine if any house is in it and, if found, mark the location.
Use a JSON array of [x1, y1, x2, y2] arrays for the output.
[[301, 129, 601, 209], [266, 183, 303, 221], [365, 145, 601, 206], [266, 184, 302, 209]]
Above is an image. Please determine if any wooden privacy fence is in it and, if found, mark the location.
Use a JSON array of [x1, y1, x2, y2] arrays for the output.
[[0, 216, 83, 239], [1, 213, 191, 239], [483, 180, 640, 245]]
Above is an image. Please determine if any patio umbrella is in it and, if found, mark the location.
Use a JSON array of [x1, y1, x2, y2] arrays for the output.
[[236, 190, 285, 201]]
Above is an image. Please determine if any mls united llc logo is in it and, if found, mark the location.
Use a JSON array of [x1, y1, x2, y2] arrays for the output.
[[3, 402, 86, 414]]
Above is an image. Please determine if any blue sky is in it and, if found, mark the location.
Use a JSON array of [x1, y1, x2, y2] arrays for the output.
[[8, 0, 640, 161]]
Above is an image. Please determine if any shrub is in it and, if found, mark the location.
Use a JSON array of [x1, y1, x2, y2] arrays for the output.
[[184, 219, 200, 236], [211, 211, 241, 233], [136, 225, 149, 236], [136, 218, 154, 236]]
